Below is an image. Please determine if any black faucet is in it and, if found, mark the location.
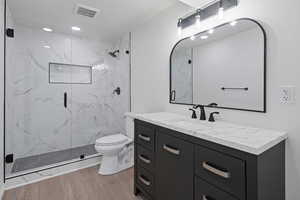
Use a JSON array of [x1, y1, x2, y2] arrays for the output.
[[193, 105, 206, 120], [208, 112, 220, 122], [189, 108, 197, 119]]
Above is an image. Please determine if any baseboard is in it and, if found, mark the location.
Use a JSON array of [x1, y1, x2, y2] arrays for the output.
[[0, 183, 4, 200], [5, 156, 102, 190], [0, 184, 4, 200]]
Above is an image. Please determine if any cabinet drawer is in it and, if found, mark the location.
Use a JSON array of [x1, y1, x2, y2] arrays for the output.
[[135, 122, 155, 151], [136, 145, 154, 172], [195, 145, 245, 199], [136, 166, 155, 195], [136, 184, 153, 200], [195, 177, 238, 200], [156, 130, 193, 200]]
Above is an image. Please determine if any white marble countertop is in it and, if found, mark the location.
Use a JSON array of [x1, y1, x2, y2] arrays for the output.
[[125, 112, 288, 155]]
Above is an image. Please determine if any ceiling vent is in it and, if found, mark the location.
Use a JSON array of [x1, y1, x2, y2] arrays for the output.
[[75, 4, 99, 18]]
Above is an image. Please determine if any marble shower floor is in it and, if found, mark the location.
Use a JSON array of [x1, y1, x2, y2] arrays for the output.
[[11, 144, 97, 174]]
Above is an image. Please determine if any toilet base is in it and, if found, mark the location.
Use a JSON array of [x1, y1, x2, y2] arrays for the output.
[[98, 143, 134, 175], [98, 155, 133, 175]]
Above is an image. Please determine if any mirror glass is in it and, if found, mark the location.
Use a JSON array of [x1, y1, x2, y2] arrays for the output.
[[170, 19, 266, 112]]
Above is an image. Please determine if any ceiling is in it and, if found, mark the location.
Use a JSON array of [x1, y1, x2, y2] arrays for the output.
[[7, 0, 178, 42]]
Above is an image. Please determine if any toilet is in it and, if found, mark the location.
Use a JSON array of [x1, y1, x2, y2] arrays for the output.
[[95, 116, 134, 175]]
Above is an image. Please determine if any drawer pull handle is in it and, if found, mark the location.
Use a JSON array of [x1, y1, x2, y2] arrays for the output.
[[202, 162, 231, 179], [163, 145, 180, 155], [139, 176, 151, 186], [138, 134, 151, 142], [202, 195, 216, 200], [138, 155, 151, 164]]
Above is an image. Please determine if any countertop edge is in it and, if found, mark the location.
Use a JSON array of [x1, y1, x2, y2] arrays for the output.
[[125, 112, 288, 155]]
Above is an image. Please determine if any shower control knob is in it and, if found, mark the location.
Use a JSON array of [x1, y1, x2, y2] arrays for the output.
[[113, 87, 121, 95]]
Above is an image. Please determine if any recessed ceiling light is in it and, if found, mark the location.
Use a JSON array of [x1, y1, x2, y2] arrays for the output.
[[72, 26, 81, 31], [208, 29, 214, 34], [43, 27, 53, 32], [44, 45, 51, 49], [201, 35, 208, 40], [230, 21, 237, 26]]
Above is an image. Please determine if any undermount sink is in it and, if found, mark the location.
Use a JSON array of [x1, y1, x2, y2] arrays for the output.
[[167, 118, 242, 135], [168, 119, 211, 132]]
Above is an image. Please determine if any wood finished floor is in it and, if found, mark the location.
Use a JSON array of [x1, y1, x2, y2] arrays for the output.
[[3, 167, 143, 200]]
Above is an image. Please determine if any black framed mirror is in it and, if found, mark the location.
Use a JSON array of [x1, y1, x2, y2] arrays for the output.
[[170, 18, 266, 112]]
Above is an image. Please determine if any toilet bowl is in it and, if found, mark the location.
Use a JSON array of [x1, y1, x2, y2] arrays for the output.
[[95, 134, 133, 175]]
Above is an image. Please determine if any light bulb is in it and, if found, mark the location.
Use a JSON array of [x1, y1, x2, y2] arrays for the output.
[[195, 9, 201, 28], [218, 0, 224, 19], [208, 29, 214, 34], [196, 15, 201, 28], [177, 18, 182, 36], [178, 26, 182, 36], [190, 35, 195, 40], [218, 7, 224, 19]]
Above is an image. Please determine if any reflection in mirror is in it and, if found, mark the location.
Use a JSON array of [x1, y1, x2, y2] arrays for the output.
[[170, 19, 266, 112]]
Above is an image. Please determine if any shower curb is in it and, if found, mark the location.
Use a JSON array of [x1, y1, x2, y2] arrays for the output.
[[4, 156, 102, 190]]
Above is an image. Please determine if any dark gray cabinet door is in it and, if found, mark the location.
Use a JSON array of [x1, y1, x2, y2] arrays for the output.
[[156, 129, 194, 200]]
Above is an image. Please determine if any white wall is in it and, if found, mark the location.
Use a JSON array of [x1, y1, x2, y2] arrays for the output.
[[131, 0, 300, 199], [0, 0, 4, 196], [131, 3, 192, 112]]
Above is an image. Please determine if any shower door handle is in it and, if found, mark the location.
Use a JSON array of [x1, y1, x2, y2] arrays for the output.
[[64, 92, 67, 108]]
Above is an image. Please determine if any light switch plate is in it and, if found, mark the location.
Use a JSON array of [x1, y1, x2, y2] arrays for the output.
[[280, 86, 296, 104]]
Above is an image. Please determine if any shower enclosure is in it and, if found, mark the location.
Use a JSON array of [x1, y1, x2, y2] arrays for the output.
[[4, 0, 131, 179]]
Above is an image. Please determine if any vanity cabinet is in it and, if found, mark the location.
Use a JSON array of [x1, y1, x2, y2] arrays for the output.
[[134, 119, 285, 200]]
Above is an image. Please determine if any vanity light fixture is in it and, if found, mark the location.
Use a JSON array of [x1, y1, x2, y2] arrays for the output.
[[230, 20, 237, 26], [72, 26, 81, 31], [201, 35, 208, 40], [177, 18, 183, 36], [43, 27, 53, 32], [208, 29, 214, 34], [177, 0, 238, 32], [218, 0, 224, 19]]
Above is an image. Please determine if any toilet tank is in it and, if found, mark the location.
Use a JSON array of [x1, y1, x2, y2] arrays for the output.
[[125, 115, 134, 139]]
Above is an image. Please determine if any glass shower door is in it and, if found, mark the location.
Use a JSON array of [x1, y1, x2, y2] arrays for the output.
[[5, 0, 131, 178], [5, 14, 73, 177]]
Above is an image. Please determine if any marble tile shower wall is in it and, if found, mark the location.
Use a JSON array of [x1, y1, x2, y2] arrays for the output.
[[5, 23, 131, 160]]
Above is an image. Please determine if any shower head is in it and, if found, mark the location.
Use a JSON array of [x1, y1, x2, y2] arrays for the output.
[[108, 50, 120, 58]]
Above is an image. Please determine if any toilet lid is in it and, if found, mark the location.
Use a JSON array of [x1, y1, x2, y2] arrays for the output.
[[96, 134, 129, 146]]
